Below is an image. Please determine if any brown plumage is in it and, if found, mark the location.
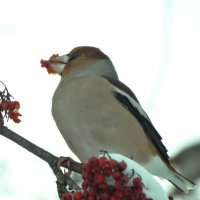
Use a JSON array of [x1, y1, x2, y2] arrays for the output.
[[42, 46, 195, 193]]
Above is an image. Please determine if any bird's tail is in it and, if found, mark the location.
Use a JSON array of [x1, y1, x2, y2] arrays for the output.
[[145, 156, 195, 193], [168, 167, 195, 193]]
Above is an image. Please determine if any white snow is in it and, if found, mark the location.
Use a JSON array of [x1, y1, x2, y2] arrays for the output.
[[102, 153, 168, 200]]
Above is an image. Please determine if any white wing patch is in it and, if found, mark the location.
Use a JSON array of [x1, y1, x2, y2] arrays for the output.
[[113, 87, 150, 121]]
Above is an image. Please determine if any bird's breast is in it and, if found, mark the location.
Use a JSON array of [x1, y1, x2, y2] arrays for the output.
[[52, 76, 157, 163]]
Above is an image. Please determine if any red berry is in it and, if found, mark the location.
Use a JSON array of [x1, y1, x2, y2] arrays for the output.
[[138, 193, 147, 200], [82, 180, 89, 190], [130, 191, 139, 200], [98, 183, 109, 191], [83, 163, 91, 172], [136, 184, 143, 193], [103, 167, 112, 176], [132, 177, 142, 185], [8, 110, 21, 123], [108, 159, 118, 169], [124, 187, 132, 196], [82, 171, 89, 180], [88, 156, 99, 167], [82, 191, 89, 199], [88, 196, 97, 200], [114, 180, 122, 190], [74, 191, 82, 200], [91, 166, 101, 174], [88, 188, 97, 197], [95, 174, 105, 184], [132, 177, 143, 193], [0, 100, 9, 110], [132, 177, 142, 186], [114, 191, 124, 198], [118, 161, 127, 171], [120, 175, 129, 185], [62, 193, 72, 200], [99, 192, 110, 200], [98, 156, 108, 167], [8, 101, 20, 110], [112, 171, 122, 180], [109, 196, 117, 200]]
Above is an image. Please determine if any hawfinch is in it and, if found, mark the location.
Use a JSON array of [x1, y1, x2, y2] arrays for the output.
[[41, 46, 195, 193]]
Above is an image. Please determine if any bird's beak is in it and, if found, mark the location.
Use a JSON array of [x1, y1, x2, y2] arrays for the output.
[[41, 54, 70, 75], [50, 54, 70, 64]]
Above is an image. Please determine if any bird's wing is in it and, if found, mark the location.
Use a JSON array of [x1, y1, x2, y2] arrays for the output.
[[102, 76, 169, 163]]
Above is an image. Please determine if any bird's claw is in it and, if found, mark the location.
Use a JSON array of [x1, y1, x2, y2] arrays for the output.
[[57, 156, 75, 176]]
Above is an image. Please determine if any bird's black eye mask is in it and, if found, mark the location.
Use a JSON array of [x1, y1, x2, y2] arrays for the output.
[[68, 51, 82, 61]]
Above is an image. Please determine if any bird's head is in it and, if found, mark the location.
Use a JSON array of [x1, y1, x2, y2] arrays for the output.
[[41, 46, 118, 79]]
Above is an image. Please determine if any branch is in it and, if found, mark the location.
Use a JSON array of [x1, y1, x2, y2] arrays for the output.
[[0, 81, 82, 198], [0, 125, 82, 198], [1, 126, 173, 200]]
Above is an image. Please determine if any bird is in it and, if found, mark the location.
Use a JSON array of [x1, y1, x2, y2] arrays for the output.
[[41, 46, 195, 193]]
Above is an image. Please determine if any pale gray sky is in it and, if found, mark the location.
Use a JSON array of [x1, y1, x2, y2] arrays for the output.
[[0, 0, 200, 199]]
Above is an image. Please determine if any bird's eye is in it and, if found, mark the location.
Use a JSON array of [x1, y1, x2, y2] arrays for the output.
[[69, 51, 82, 61]]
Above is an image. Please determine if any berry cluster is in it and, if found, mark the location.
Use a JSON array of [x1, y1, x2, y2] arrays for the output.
[[62, 156, 152, 200], [40, 54, 59, 74], [0, 81, 21, 125], [0, 100, 22, 124]]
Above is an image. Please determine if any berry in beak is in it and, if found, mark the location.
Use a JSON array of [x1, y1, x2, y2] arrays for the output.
[[41, 54, 70, 75]]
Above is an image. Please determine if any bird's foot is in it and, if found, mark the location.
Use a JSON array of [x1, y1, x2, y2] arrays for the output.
[[57, 156, 75, 176], [57, 156, 81, 196]]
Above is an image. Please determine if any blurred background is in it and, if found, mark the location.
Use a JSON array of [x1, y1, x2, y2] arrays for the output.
[[0, 0, 199, 199]]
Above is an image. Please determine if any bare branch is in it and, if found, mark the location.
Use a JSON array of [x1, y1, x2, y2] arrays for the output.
[[0, 125, 82, 199]]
